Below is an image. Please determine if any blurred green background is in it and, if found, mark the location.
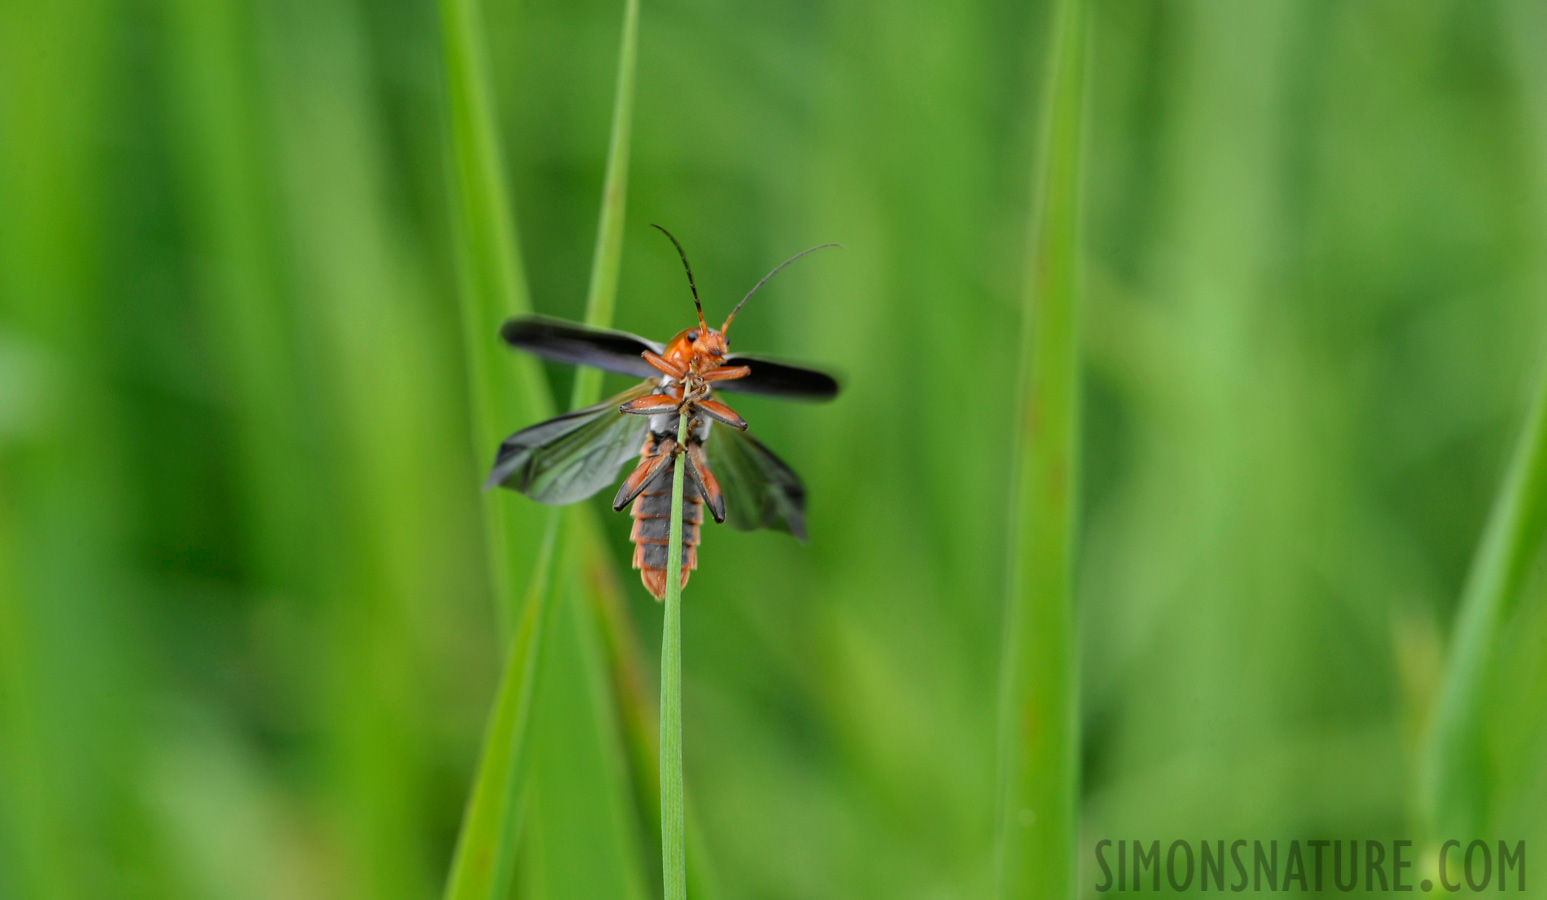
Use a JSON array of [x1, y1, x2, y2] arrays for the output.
[[4, 0, 1547, 897]]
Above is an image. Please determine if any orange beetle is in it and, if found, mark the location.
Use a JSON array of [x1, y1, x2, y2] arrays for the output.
[[487, 225, 841, 598]]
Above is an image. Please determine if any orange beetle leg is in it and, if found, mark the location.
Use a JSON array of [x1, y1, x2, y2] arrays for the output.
[[703, 365, 751, 383], [612, 439, 676, 510], [642, 350, 687, 380], [695, 398, 747, 431], [620, 393, 683, 416], [685, 443, 726, 523]]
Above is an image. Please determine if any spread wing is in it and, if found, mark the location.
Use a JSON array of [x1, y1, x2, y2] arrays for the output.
[[500, 316, 664, 379], [485, 383, 653, 504], [704, 425, 808, 540], [718, 355, 840, 401]]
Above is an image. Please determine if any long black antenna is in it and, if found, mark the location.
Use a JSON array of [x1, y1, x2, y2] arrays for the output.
[[722, 242, 843, 335], [650, 223, 707, 332]]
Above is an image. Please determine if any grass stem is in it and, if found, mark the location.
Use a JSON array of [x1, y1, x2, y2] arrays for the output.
[[438, 0, 651, 893], [1422, 349, 1547, 838], [484, 512, 562, 897], [436, 0, 554, 890], [660, 412, 689, 900], [438, 0, 548, 635], [993, 0, 1087, 896], [441, 513, 560, 900], [574, 0, 639, 407]]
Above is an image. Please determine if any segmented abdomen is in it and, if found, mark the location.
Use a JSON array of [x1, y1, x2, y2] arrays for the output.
[[630, 437, 702, 600]]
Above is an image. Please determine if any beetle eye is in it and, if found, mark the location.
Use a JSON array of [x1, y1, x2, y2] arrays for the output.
[[687, 331, 698, 341]]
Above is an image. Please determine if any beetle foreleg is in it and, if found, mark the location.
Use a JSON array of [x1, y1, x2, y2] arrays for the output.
[[642, 351, 687, 380], [703, 365, 751, 383]]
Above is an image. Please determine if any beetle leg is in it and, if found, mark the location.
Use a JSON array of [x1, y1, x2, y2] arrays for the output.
[[703, 365, 751, 383], [684, 443, 726, 523], [642, 351, 687, 380], [620, 393, 683, 416], [613, 438, 677, 510], [695, 398, 747, 431]]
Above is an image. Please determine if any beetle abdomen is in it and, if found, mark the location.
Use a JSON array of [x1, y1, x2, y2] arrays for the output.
[[630, 451, 702, 600]]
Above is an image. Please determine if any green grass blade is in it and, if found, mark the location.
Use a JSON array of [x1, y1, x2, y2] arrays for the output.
[[993, 0, 1087, 896], [1422, 353, 1547, 838], [524, 534, 653, 900], [0, 2, 170, 895], [532, 0, 677, 891], [659, 413, 690, 900], [571, 526, 722, 900], [258, 0, 460, 890], [440, 0, 552, 634], [478, 514, 560, 898], [436, 0, 554, 892], [573, 0, 639, 405], [553, 0, 721, 890], [439, 0, 650, 897], [1422, 1, 1547, 844]]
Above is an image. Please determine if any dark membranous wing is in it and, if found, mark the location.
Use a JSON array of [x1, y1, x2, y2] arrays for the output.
[[718, 354, 840, 401], [501, 316, 664, 379], [485, 383, 653, 504], [704, 425, 808, 540]]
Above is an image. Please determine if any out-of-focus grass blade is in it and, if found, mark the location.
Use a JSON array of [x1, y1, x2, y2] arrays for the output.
[[993, 0, 1087, 897], [555, 3, 722, 891], [521, 533, 650, 900], [1419, 0, 1547, 853], [572, 0, 639, 405], [439, 0, 650, 898], [0, 1, 172, 896], [517, 0, 653, 890], [450, 519, 558, 900], [1422, 353, 1547, 839], [259, 0, 465, 892], [161, 0, 313, 620], [439, 0, 552, 631], [573, 529, 723, 899], [554, 0, 719, 889], [437, 0, 561, 893]]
